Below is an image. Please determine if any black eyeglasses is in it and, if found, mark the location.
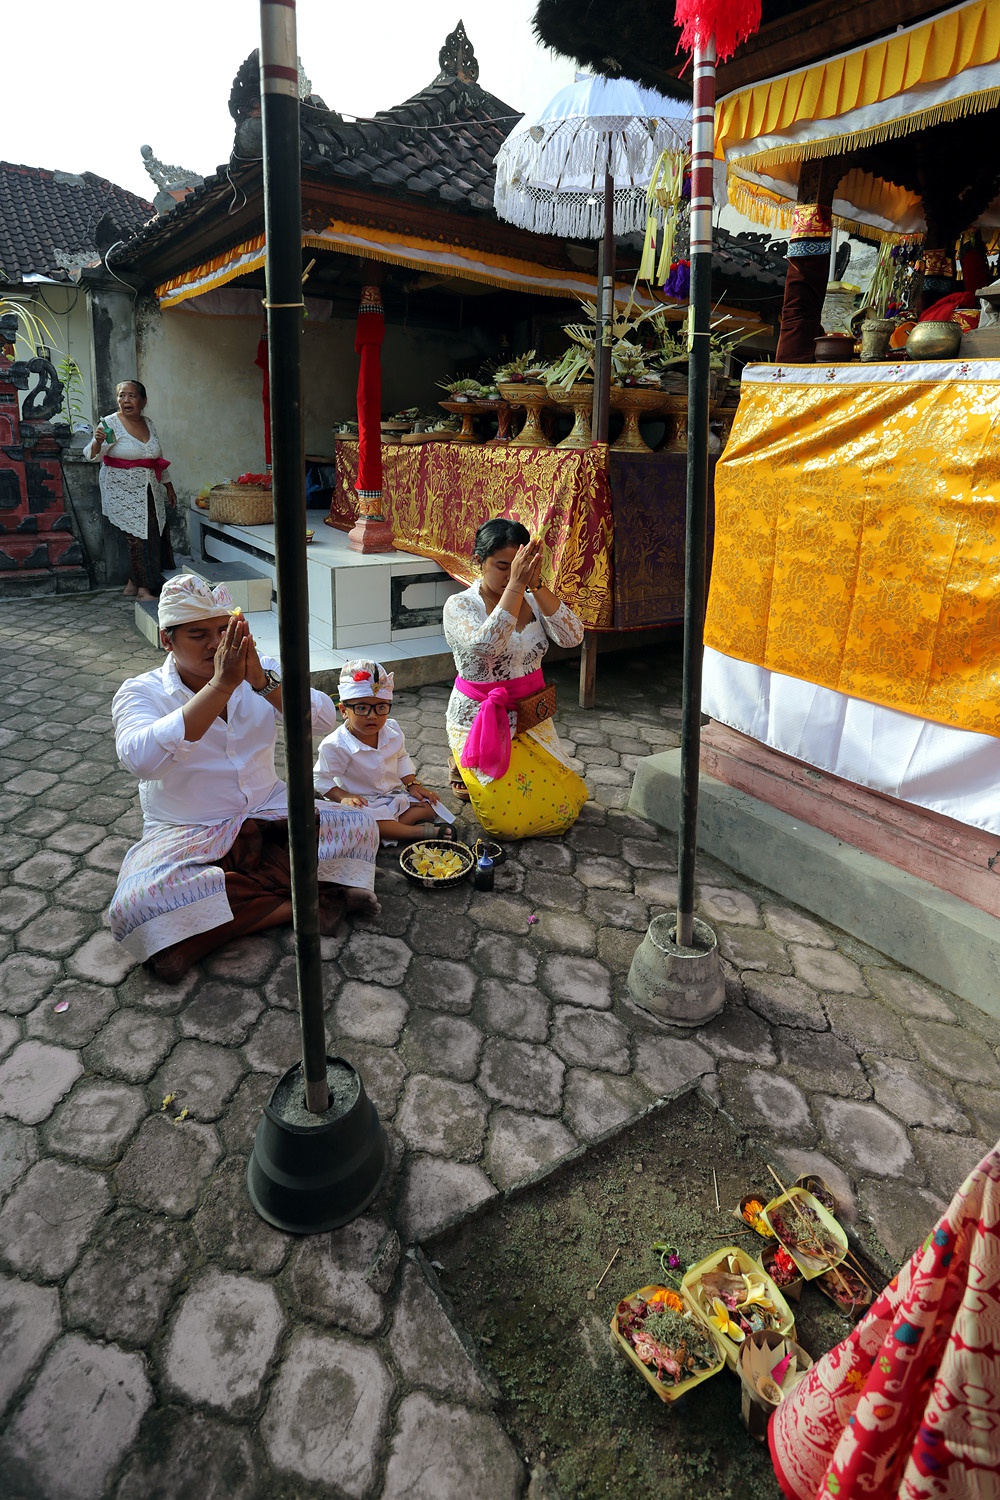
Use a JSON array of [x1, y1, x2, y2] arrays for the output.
[[346, 702, 391, 717]]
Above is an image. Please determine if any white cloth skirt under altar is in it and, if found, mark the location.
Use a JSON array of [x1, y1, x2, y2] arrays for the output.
[[701, 647, 1000, 838]]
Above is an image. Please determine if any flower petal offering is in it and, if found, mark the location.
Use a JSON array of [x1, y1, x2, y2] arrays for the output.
[[682, 1248, 795, 1369], [761, 1188, 848, 1280], [611, 1284, 724, 1403]]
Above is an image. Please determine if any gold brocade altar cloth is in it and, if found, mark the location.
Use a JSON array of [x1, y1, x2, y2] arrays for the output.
[[704, 362, 1000, 738], [329, 441, 615, 629]]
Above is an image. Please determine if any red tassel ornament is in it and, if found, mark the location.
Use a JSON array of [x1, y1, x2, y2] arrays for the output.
[[674, 0, 761, 62]]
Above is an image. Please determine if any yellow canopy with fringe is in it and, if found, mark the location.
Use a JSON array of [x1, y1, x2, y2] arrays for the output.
[[715, 0, 1000, 241]]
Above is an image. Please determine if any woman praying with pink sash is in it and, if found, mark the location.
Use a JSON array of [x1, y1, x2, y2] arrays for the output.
[[443, 518, 588, 839]]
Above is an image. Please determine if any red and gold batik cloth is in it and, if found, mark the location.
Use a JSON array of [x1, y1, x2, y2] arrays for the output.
[[769, 1140, 1000, 1500], [329, 440, 614, 629]]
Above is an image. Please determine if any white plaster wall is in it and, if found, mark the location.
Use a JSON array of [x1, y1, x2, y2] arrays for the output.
[[137, 302, 488, 495]]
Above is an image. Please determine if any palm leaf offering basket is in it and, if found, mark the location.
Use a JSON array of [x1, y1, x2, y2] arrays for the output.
[[399, 839, 474, 890], [681, 1246, 796, 1371], [207, 483, 274, 525], [761, 1188, 848, 1280], [610, 1284, 726, 1404]]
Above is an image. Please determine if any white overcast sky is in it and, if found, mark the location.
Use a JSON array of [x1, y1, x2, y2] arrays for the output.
[[7, 1, 577, 201]]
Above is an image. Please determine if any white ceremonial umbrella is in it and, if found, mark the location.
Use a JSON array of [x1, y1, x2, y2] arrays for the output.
[[494, 74, 690, 239]]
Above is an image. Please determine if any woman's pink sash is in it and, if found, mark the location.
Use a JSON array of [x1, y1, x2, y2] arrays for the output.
[[456, 669, 545, 780], [104, 454, 171, 482]]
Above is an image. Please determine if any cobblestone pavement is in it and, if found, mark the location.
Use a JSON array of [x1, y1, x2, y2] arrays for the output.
[[1, 592, 998, 1499]]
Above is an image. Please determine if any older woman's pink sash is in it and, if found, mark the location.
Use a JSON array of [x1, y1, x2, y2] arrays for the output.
[[456, 669, 545, 780], [104, 454, 171, 482]]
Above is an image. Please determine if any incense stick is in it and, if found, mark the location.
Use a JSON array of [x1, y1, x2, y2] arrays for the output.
[[595, 1248, 621, 1290], [712, 1168, 720, 1213]]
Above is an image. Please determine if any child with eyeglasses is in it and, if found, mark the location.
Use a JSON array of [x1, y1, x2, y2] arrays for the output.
[[313, 659, 454, 845]]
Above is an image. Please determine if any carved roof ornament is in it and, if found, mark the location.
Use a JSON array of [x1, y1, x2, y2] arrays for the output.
[[437, 20, 479, 84], [140, 145, 204, 195]]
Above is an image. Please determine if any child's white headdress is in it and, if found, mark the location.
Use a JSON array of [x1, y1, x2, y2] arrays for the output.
[[339, 659, 394, 702]]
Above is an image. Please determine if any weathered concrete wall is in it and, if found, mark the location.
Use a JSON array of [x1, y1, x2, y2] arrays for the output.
[[135, 302, 489, 497], [87, 283, 139, 421]]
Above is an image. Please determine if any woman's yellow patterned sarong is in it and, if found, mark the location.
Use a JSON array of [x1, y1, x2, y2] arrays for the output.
[[449, 727, 587, 839]]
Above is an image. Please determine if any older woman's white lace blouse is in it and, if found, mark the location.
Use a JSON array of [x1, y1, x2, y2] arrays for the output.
[[443, 581, 584, 781], [87, 413, 168, 540]]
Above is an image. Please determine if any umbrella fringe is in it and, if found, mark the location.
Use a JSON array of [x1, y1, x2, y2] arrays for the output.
[[494, 180, 660, 240]]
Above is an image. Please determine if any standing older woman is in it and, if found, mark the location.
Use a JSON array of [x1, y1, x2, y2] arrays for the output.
[[85, 379, 176, 599], [443, 518, 588, 839]]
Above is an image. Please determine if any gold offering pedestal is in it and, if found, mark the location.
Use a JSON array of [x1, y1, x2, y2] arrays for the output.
[[496, 382, 555, 447], [609, 386, 670, 452], [547, 385, 594, 449]]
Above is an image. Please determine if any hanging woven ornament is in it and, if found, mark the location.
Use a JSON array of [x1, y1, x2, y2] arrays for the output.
[[674, 0, 762, 62]]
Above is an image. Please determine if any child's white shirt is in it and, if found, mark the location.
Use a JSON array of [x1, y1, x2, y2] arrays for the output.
[[314, 718, 416, 799]]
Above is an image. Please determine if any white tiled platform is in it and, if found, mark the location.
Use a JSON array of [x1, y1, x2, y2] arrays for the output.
[[143, 504, 463, 683]]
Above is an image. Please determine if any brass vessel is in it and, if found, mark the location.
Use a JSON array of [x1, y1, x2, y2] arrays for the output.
[[905, 321, 962, 360]]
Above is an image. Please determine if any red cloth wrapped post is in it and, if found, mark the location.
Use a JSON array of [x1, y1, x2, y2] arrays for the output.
[[776, 203, 832, 363], [355, 284, 385, 516]]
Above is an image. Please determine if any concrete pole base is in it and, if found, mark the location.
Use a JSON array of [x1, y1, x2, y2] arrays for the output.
[[627, 913, 725, 1026]]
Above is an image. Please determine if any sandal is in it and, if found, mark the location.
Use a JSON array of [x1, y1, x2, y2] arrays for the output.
[[448, 756, 471, 803]]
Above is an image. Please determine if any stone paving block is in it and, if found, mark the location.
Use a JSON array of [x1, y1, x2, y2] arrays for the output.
[[0, 954, 61, 1014], [522, 872, 585, 912], [815, 1095, 917, 1180], [0, 1119, 37, 1207], [219, 1071, 276, 1153], [332, 980, 408, 1044], [596, 925, 645, 975], [789, 944, 869, 995], [953, 1082, 1000, 1144], [63, 1209, 192, 1346], [341, 930, 412, 985], [178, 981, 264, 1046], [17, 906, 93, 959], [65, 929, 137, 986], [718, 926, 792, 974], [12, 808, 68, 839], [192, 1157, 291, 1275], [621, 835, 677, 869], [149, 1038, 247, 1121], [115, 1408, 259, 1500], [762, 904, 838, 948], [0, 1013, 18, 1060], [241, 1007, 301, 1075], [0, 886, 46, 933], [337, 1042, 408, 1122], [201, 934, 282, 985], [478, 1038, 565, 1114], [698, 886, 761, 927], [822, 996, 918, 1060], [400, 1012, 484, 1082], [0, 1274, 60, 1417], [630, 1034, 715, 1099], [0, 1333, 151, 1500], [574, 855, 633, 891], [584, 888, 649, 930], [85, 834, 133, 872], [115, 964, 200, 1015], [285, 1214, 391, 1334], [0, 1158, 110, 1278], [115, 1115, 222, 1217], [262, 1328, 393, 1494], [0, 1040, 82, 1124], [389, 1260, 494, 1405], [43, 1079, 148, 1165], [397, 1156, 497, 1241], [720, 1067, 816, 1143], [538, 953, 613, 1010], [483, 1109, 578, 1189], [857, 1176, 947, 1263], [777, 1028, 871, 1100], [470, 932, 538, 986], [632, 867, 678, 905], [261, 954, 301, 1010], [864, 1055, 970, 1131], [402, 955, 477, 1014], [380, 1390, 523, 1500], [0, 837, 38, 876], [911, 1128, 994, 1200], [528, 910, 597, 955], [4, 768, 59, 796], [948, 999, 1000, 1046], [45, 822, 106, 854], [26, 979, 117, 1048], [519, 841, 575, 874], [908, 1019, 1000, 1087], [476, 978, 549, 1042], [469, 894, 538, 936], [395, 1074, 489, 1160], [161, 1270, 284, 1416], [697, 1002, 778, 1066], [743, 973, 828, 1032], [562, 1068, 652, 1142], [551, 1006, 631, 1073], [83, 1009, 177, 1082]]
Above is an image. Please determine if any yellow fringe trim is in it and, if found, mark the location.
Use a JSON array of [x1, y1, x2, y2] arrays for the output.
[[732, 85, 1000, 176]]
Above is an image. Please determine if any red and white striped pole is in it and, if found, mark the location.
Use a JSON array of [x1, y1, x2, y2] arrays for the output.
[[676, 37, 717, 950]]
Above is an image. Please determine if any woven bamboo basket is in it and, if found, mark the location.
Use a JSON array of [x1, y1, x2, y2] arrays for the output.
[[207, 484, 273, 526]]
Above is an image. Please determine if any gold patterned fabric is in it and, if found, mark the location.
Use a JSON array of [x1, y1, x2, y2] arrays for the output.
[[704, 363, 1000, 738], [330, 441, 614, 629]]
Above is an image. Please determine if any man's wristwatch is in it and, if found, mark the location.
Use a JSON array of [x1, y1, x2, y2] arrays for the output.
[[252, 668, 281, 695]]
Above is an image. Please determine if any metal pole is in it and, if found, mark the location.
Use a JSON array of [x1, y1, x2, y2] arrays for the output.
[[259, 0, 329, 1113], [676, 38, 716, 950]]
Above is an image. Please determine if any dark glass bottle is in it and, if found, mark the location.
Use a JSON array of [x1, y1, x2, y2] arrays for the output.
[[473, 851, 494, 892]]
